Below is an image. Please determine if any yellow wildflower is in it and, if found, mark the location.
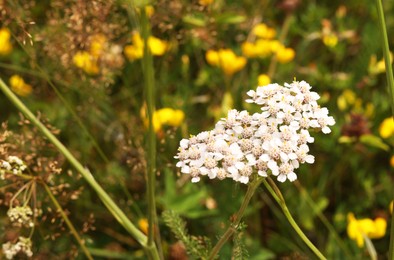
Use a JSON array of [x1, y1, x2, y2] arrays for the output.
[[155, 108, 185, 127], [141, 107, 185, 133], [9, 75, 33, 97], [89, 34, 107, 57], [73, 51, 100, 75], [390, 155, 394, 169], [145, 5, 155, 17], [347, 213, 387, 247], [258, 74, 271, 86], [205, 48, 247, 76], [242, 40, 273, 58], [138, 218, 149, 235], [276, 47, 295, 63], [0, 28, 13, 56], [379, 117, 394, 138], [148, 36, 168, 56], [269, 40, 283, 53], [337, 89, 356, 111], [369, 53, 393, 75], [199, 0, 214, 6], [124, 32, 168, 61], [252, 23, 276, 39], [255, 39, 274, 57], [322, 34, 338, 48]]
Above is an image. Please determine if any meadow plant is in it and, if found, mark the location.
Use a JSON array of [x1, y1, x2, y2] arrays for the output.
[[175, 81, 335, 184], [1, 0, 394, 259]]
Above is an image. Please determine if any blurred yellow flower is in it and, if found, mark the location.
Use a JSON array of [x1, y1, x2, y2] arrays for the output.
[[269, 40, 282, 53], [155, 108, 185, 127], [145, 5, 155, 17], [379, 117, 394, 138], [138, 218, 149, 235], [0, 28, 13, 56], [148, 36, 168, 56], [322, 34, 338, 48], [89, 34, 107, 57], [337, 89, 356, 111], [206, 48, 247, 76], [252, 23, 276, 39], [276, 47, 295, 63], [390, 155, 394, 168], [258, 74, 271, 86], [124, 32, 168, 61], [241, 40, 273, 58], [9, 75, 33, 97], [141, 106, 185, 133], [199, 0, 214, 6], [73, 51, 100, 75], [390, 201, 393, 214], [369, 53, 393, 75], [347, 213, 387, 247]]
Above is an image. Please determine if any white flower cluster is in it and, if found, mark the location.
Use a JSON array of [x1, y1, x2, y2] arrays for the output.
[[175, 81, 335, 184], [0, 156, 27, 179], [7, 206, 34, 228], [2, 236, 33, 259]]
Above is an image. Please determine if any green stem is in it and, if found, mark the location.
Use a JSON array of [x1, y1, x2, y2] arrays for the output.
[[0, 78, 154, 253], [375, 0, 394, 258], [140, 8, 162, 260], [42, 182, 93, 260], [263, 178, 326, 260], [10, 37, 109, 165], [208, 177, 264, 259], [294, 181, 353, 258]]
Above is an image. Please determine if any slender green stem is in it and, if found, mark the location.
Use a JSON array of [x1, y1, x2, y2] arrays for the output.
[[0, 78, 153, 251], [375, 0, 394, 258], [140, 8, 162, 260], [42, 182, 93, 260], [294, 181, 353, 258], [208, 177, 264, 259], [263, 178, 326, 260], [10, 37, 109, 165]]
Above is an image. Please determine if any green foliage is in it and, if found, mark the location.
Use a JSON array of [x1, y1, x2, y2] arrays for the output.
[[162, 210, 211, 259], [232, 222, 249, 260]]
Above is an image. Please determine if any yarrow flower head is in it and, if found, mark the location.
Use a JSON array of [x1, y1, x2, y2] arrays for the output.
[[7, 205, 34, 228], [1, 156, 27, 179], [2, 236, 33, 259], [175, 80, 335, 184]]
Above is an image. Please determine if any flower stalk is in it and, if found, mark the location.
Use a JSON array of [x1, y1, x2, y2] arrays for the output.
[[263, 177, 326, 260], [208, 176, 264, 259], [42, 182, 93, 260], [0, 77, 160, 259], [375, 0, 394, 258], [140, 7, 162, 260]]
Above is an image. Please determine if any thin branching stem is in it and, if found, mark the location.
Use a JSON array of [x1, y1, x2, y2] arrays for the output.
[[263, 178, 326, 260], [42, 182, 93, 260], [0, 77, 154, 253], [375, 0, 394, 258], [208, 177, 264, 259]]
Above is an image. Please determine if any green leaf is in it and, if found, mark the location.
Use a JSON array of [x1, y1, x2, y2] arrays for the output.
[[182, 14, 208, 27], [360, 134, 389, 151], [215, 13, 247, 24]]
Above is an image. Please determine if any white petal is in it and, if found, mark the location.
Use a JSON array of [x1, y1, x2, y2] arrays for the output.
[[191, 177, 200, 183], [287, 172, 297, 182], [258, 170, 267, 177], [277, 174, 286, 182], [305, 155, 315, 164]]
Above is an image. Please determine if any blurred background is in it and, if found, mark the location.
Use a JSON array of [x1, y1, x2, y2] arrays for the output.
[[0, 0, 394, 259]]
